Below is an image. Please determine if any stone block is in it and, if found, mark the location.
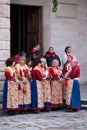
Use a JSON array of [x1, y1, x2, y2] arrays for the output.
[[57, 3, 77, 18], [0, 72, 5, 81], [0, 0, 10, 4], [0, 4, 10, 18], [0, 41, 10, 50], [11, 0, 46, 6], [0, 29, 10, 41], [0, 18, 10, 29], [59, 0, 78, 4], [0, 92, 3, 103], [0, 50, 10, 60], [0, 81, 4, 91], [0, 62, 5, 71]]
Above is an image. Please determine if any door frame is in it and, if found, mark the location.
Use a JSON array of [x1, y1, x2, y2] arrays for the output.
[[10, 0, 51, 54]]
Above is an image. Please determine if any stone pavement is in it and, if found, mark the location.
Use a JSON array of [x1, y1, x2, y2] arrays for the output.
[[0, 110, 87, 130]]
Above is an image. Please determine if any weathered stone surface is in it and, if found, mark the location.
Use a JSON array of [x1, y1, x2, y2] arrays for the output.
[[0, 29, 10, 41], [0, 0, 10, 4], [0, 110, 87, 129], [11, 0, 49, 6], [0, 41, 10, 50], [57, 3, 77, 18], [50, 0, 87, 84], [0, 50, 10, 61], [0, 81, 4, 91], [0, 4, 10, 18], [0, 18, 10, 29], [0, 62, 5, 72], [0, 92, 3, 103], [0, 72, 5, 81], [59, 0, 78, 4]]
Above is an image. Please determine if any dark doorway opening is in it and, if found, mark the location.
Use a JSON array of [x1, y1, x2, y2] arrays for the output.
[[10, 4, 42, 57]]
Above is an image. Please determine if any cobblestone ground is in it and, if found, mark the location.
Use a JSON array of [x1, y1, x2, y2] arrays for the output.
[[0, 110, 87, 130]]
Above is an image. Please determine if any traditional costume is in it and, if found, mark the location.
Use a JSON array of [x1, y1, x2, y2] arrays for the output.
[[42, 67, 51, 108], [67, 64, 81, 110], [62, 60, 72, 104], [31, 66, 44, 110], [62, 53, 79, 67], [49, 67, 63, 108], [3, 67, 19, 110], [15, 64, 31, 110]]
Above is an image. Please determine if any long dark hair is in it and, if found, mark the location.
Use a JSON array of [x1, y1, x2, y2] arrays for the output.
[[32, 58, 41, 69]]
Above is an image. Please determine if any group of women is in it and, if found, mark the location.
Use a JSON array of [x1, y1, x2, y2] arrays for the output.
[[3, 53, 81, 115]]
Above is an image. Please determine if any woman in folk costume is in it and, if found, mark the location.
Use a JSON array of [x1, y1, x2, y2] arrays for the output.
[[15, 56, 31, 111], [31, 58, 44, 111], [26, 58, 32, 72], [62, 54, 81, 112], [65, 61, 81, 112], [49, 59, 63, 109], [62, 54, 73, 106], [3, 58, 19, 115], [40, 58, 51, 110]]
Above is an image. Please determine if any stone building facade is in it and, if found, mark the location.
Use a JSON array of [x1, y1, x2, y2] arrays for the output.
[[0, 0, 87, 105]]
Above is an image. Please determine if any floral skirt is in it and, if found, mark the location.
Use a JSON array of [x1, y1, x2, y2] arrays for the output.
[[18, 80, 31, 109], [65, 79, 73, 105], [51, 80, 63, 108], [68, 80, 81, 110], [3, 80, 19, 110], [31, 80, 44, 110], [43, 79, 51, 108]]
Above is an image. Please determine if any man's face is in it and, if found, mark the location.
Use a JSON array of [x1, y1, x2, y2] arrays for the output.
[[67, 48, 71, 54], [36, 44, 40, 50], [49, 48, 54, 54]]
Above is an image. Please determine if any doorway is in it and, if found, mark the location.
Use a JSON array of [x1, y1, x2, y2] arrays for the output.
[[10, 4, 42, 57]]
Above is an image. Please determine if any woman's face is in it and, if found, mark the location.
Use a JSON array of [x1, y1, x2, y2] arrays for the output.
[[55, 61, 59, 67], [53, 60, 59, 67], [67, 56, 72, 62], [12, 61, 15, 67], [41, 61, 45, 67], [28, 60, 32, 67], [19, 58, 25, 65]]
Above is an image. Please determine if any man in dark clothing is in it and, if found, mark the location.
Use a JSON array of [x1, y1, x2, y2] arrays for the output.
[[27, 43, 41, 60], [44, 47, 61, 67]]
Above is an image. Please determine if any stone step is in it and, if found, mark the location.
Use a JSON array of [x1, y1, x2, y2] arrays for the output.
[[81, 98, 87, 110], [0, 92, 3, 103], [81, 98, 87, 105], [81, 105, 87, 110]]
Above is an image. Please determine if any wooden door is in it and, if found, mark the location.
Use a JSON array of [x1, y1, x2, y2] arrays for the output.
[[27, 6, 42, 53], [11, 5, 42, 57]]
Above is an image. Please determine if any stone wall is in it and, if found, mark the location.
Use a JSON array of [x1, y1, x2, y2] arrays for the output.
[[50, 0, 87, 84], [0, 0, 10, 105]]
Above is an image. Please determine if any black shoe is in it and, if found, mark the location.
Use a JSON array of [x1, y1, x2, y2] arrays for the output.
[[19, 109, 26, 114], [44, 108, 50, 112], [73, 109, 78, 112], [8, 110, 16, 116], [30, 110, 41, 114], [66, 108, 74, 112]]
